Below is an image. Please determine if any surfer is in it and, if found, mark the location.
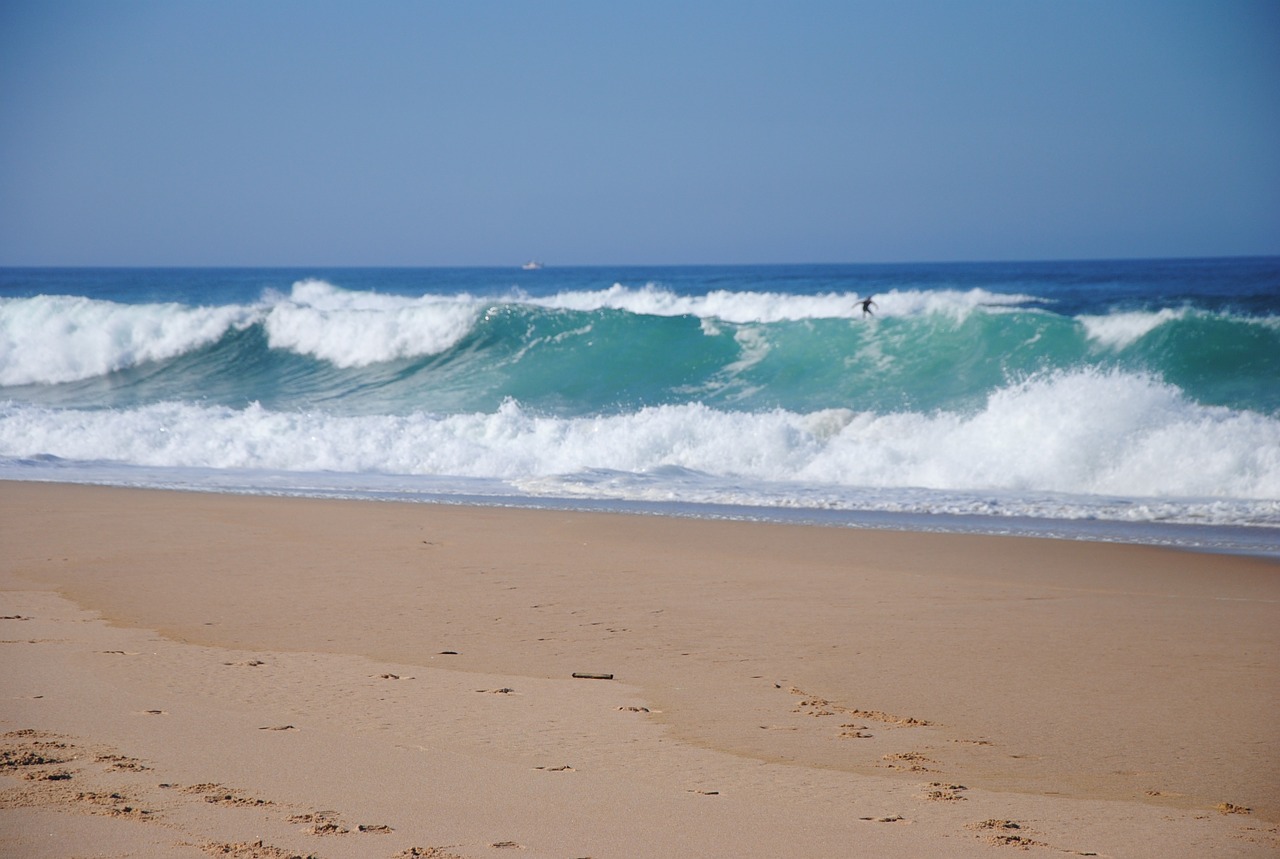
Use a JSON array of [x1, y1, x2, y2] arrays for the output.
[[858, 296, 877, 317]]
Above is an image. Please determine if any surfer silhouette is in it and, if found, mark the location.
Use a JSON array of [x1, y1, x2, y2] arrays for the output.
[[858, 296, 877, 317]]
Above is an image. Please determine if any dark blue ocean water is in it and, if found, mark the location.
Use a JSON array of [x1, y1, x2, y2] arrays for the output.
[[2, 259, 1278, 551]]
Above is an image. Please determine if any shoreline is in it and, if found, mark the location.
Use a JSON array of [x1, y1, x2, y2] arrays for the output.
[[4, 473, 1278, 559], [3, 481, 1278, 857]]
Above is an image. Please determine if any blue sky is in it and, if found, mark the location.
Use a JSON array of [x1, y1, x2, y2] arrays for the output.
[[1, 1, 1277, 266]]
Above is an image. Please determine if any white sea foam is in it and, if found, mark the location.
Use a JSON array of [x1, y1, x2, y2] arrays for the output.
[[0, 295, 252, 386], [0, 281, 488, 383], [262, 280, 482, 367], [2, 369, 1277, 525], [522, 284, 1035, 323], [806, 370, 1280, 500], [1079, 307, 1188, 348], [0, 281, 1046, 385]]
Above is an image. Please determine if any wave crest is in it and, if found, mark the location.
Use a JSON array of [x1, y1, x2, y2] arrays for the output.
[[3, 370, 1276, 515], [261, 280, 482, 367], [522, 284, 1037, 323], [0, 294, 252, 386]]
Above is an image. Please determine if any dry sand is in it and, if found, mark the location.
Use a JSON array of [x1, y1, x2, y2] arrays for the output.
[[1, 481, 1277, 857]]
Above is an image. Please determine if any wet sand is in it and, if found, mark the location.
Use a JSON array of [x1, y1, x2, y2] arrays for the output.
[[2, 481, 1277, 857]]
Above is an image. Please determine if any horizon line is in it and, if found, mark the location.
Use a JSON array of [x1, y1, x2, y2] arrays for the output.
[[2, 252, 1278, 271]]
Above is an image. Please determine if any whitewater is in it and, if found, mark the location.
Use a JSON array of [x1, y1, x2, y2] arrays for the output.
[[2, 260, 1278, 553]]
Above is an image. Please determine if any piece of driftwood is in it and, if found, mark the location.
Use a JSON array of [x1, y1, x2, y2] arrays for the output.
[[571, 672, 614, 680]]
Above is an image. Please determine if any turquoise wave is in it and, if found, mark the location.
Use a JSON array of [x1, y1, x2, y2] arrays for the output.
[[5, 301, 1277, 417]]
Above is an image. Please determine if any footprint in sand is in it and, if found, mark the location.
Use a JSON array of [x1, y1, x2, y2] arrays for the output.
[[968, 819, 1022, 832], [179, 783, 272, 807], [966, 819, 1050, 849], [179, 782, 223, 793], [921, 782, 967, 801], [1, 747, 70, 770], [881, 751, 937, 772], [24, 770, 73, 781], [289, 811, 350, 835], [788, 687, 936, 737], [74, 790, 156, 820], [985, 833, 1047, 848], [96, 753, 151, 772], [204, 791, 272, 808], [202, 840, 310, 858]]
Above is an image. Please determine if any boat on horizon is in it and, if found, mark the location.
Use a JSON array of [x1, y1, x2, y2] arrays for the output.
[[521, 260, 544, 270]]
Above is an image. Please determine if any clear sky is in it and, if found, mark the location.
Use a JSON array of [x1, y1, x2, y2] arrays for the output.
[[1, 1, 1277, 266]]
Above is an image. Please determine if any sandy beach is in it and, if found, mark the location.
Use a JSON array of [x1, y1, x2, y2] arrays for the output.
[[1, 481, 1277, 858]]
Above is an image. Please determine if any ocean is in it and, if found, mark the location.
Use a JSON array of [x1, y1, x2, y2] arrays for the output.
[[2, 259, 1278, 554]]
